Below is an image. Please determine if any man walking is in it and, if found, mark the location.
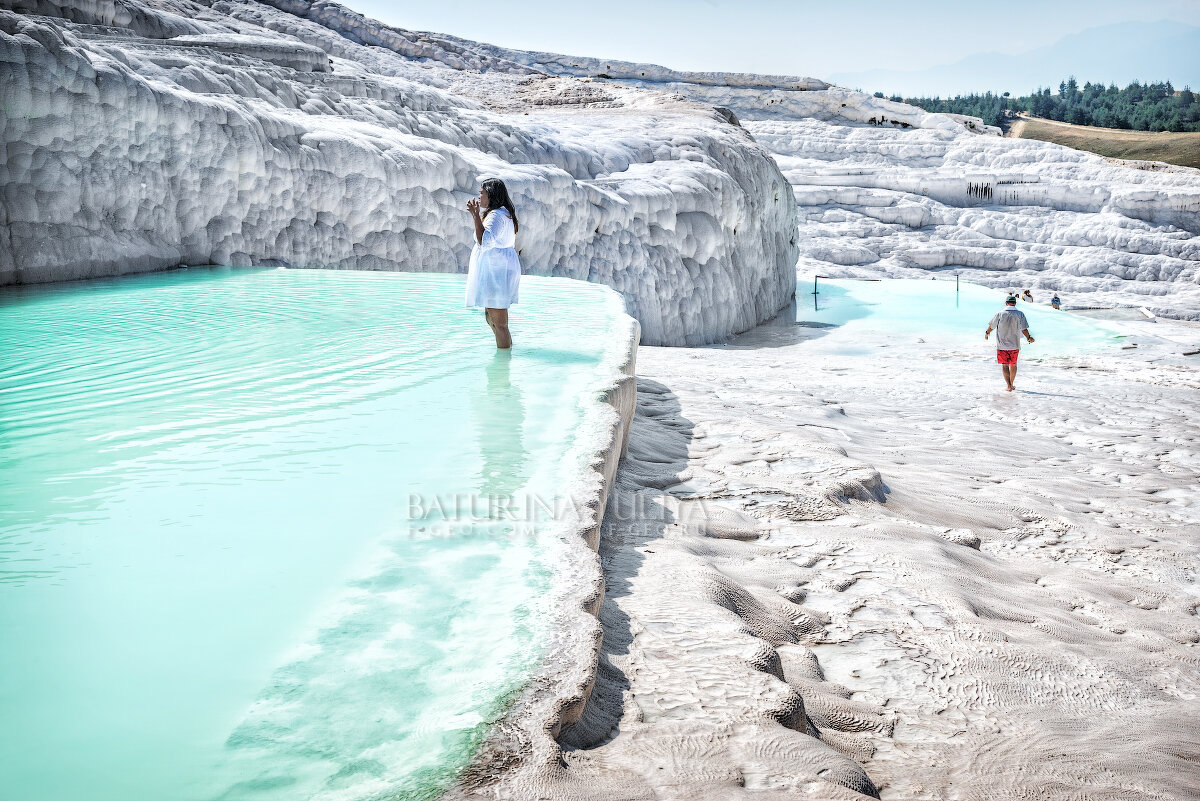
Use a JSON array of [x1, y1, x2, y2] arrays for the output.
[[985, 296, 1035, 391]]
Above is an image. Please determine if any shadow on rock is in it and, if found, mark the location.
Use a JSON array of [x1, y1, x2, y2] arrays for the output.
[[558, 378, 693, 751], [723, 293, 841, 350]]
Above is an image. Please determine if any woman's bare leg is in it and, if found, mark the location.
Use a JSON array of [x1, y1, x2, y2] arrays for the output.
[[487, 308, 512, 349]]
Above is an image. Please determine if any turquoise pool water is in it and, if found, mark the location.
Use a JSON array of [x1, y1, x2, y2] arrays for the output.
[[0, 268, 629, 801], [797, 278, 1122, 355]]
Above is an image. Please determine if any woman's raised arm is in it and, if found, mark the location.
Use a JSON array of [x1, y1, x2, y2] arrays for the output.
[[467, 197, 485, 244]]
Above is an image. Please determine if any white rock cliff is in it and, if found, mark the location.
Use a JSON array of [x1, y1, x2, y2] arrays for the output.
[[458, 31, 1199, 318], [4, 0, 1199, 335], [0, 0, 798, 346]]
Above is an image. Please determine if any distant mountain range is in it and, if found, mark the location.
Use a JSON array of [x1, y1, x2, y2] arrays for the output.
[[829, 20, 1200, 97]]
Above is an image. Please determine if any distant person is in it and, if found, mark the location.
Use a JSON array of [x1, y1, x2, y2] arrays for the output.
[[465, 178, 521, 349], [1023, 289, 1034, 302], [1052, 293, 1061, 310], [985, 296, 1035, 392]]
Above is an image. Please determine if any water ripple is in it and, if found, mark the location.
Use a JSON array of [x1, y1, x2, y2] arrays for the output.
[[0, 267, 628, 801]]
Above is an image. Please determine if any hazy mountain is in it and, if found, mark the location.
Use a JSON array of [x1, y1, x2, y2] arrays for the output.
[[829, 20, 1200, 97]]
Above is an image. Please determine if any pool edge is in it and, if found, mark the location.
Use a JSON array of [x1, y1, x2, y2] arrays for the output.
[[449, 312, 641, 797]]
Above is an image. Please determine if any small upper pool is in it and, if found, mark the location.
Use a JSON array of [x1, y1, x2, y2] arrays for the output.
[[797, 278, 1123, 355], [0, 268, 630, 801]]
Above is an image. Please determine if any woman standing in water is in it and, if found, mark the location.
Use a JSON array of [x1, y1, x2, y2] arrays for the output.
[[465, 178, 521, 349]]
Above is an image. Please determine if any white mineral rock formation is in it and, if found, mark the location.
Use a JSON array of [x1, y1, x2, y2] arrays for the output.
[[755, 118, 1200, 319], [519, 69, 1197, 319], [4, 1, 1200, 797], [0, 0, 797, 346], [7, 0, 1190, 339], [467, 37, 1197, 319]]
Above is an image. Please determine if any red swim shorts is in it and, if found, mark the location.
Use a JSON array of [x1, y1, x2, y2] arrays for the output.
[[996, 349, 1019, 365]]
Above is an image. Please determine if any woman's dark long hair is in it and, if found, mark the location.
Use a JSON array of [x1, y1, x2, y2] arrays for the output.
[[481, 178, 519, 234]]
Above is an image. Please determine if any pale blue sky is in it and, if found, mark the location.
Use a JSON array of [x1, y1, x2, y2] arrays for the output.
[[344, 0, 1200, 77]]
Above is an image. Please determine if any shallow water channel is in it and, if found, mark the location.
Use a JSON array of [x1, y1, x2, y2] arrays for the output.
[[797, 278, 1122, 355]]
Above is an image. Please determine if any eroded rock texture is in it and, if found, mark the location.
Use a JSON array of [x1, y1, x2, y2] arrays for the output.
[[562, 76, 1199, 320]]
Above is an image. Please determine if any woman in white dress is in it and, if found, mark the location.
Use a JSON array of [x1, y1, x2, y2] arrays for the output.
[[465, 178, 521, 349]]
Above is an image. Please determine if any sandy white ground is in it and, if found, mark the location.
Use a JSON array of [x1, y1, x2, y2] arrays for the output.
[[482, 313, 1200, 800]]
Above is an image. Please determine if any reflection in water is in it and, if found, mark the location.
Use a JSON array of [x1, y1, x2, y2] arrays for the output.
[[471, 351, 530, 528], [0, 269, 624, 801]]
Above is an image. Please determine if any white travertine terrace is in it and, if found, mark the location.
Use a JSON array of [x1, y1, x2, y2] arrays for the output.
[[3, 0, 1198, 340], [0, 0, 798, 346], [587, 82, 1198, 319], [754, 118, 1200, 317], [259, 0, 1200, 319], [490, 43, 1198, 319], [3, 2, 1200, 798]]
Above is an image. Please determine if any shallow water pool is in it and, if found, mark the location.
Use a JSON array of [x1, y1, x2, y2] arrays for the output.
[[0, 268, 629, 801], [797, 278, 1122, 355]]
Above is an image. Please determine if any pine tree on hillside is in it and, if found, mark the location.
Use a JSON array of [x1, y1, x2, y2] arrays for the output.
[[895, 77, 1200, 133]]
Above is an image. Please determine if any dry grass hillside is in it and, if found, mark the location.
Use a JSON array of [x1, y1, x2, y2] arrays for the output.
[[1009, 115, 1200, 169]]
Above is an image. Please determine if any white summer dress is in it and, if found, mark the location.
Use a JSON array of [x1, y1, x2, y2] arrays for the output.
[[464, 207, 521, 309]]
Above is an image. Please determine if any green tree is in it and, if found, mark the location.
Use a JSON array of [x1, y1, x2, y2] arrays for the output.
[[877, 77, 1200, 134]]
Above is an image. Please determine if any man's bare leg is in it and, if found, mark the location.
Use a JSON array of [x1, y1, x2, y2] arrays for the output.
[[1001, 364, 1017, 391]]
